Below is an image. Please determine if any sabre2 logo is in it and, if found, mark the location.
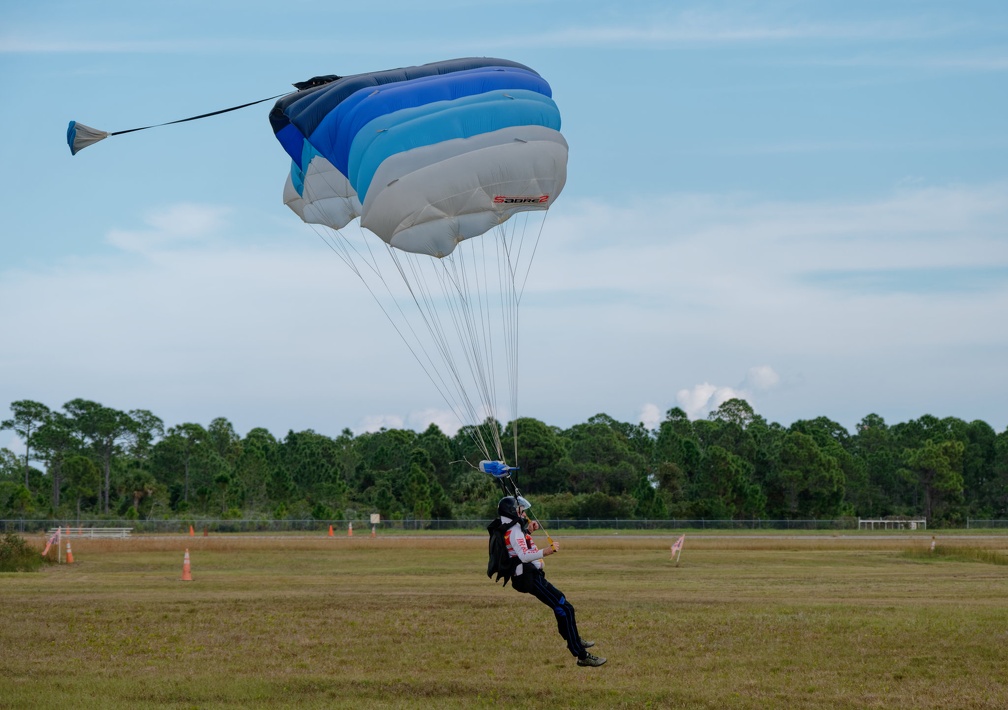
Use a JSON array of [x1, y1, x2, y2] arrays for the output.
[[493, 195, 550, 204]]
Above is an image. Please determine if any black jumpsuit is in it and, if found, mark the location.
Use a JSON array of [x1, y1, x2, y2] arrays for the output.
[[503, 518, 589, 659]]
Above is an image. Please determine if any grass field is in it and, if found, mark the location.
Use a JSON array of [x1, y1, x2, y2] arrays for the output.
[[2, 532, 1007, 709]]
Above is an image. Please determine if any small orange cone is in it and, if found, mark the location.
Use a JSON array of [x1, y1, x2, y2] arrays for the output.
[[182, 549, 192, 581], [328, 524, 334, 537], [348, 522, 353, 537], [65, 539, 74, 564], [371, 525, 376, 538], [189, 525, 195, 536]]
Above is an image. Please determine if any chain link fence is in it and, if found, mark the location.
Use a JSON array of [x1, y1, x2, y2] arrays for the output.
[[8, 517, 1003, 534]]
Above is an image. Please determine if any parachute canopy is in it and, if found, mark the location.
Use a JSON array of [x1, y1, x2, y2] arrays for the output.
[[270, 57, 568, 257], [271, 58, 568, 466]]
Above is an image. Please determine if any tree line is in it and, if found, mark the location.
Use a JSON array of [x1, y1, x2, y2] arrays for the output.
[[2, 398, 1007, 526]]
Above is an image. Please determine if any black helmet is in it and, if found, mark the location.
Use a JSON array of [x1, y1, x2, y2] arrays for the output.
[[498, 496, 520, 519], [498, 495, 532, 519]]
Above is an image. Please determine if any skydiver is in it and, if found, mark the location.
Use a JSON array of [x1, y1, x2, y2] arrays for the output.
[[489, 495, 606, 667]]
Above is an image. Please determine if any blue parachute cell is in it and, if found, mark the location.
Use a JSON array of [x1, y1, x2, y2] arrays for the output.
[[313, 66, 551, 178], [348, 89, 560, 201], [270, 57, 538, 170]]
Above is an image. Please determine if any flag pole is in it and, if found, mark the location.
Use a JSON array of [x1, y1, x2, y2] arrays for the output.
[[670, 533, 685, 563]]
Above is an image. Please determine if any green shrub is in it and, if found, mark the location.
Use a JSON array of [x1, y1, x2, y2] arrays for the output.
[[311, 502, 334, 521], [0, 533, 44, 572]]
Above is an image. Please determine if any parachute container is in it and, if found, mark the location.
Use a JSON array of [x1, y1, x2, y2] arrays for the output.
[[479, 460, 519, 478]]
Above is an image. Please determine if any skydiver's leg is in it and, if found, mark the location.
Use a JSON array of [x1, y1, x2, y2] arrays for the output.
[[523, 570, 586, 658]]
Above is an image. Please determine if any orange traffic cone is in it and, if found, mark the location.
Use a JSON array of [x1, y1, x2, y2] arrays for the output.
[[348, 522, 353, 537], [371, 525, 376, 538], [189, 525, 195, 536], [65, 539, 74, 564], [182, 549, 192, 581], [328, 524, 334, 537]]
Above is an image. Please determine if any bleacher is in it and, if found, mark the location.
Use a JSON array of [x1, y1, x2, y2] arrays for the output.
[[857, 518, 927, 531]]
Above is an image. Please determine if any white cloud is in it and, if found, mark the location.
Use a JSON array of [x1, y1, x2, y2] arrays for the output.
[[356, 408, 463, 436], [477, 7, 961, 50], [647, 366, 782, 423], [637, 403, 663, 430], [356, 414, 405, 433], [105, 203, 231, 253], [406, 409, 463, 436], [691, 366, 781, 419], [676, 383, 747, 421], [0, 37, 202, 53], [808, 52, 1008, 73], [745, 365, 781, 391]]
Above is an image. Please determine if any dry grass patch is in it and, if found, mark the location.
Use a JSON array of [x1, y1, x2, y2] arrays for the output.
[[2, 532, 1007, 709]]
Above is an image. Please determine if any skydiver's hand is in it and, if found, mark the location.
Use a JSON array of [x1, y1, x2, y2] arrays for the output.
[[528, 520, 540, 532]]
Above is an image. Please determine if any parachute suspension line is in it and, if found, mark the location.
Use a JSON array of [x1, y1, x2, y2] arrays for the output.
[[389, 261, 491, 450], [436, 243, 505, 462], [495, 213, 532, 467], [385, 244, 500, 463], [399, 233, 517, 466], [301, 217, 539, 471], [430, 252, 487, 417], [495, 208, 546, 465], [462, 239, 505, 459], [293, 168, 498, 460], [304, 221, 360, 276], [296, 175, 540, 471], [493, 221, 521, 467], [385, 248, 484, 435], [299, 171, 381, 282], [304, 220, 477, 439], [516, 209, 549, 306], [484, 224, 521, 465]]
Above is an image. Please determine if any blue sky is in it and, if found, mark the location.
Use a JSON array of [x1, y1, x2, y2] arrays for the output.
[[2, 0, 1007, 450]]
